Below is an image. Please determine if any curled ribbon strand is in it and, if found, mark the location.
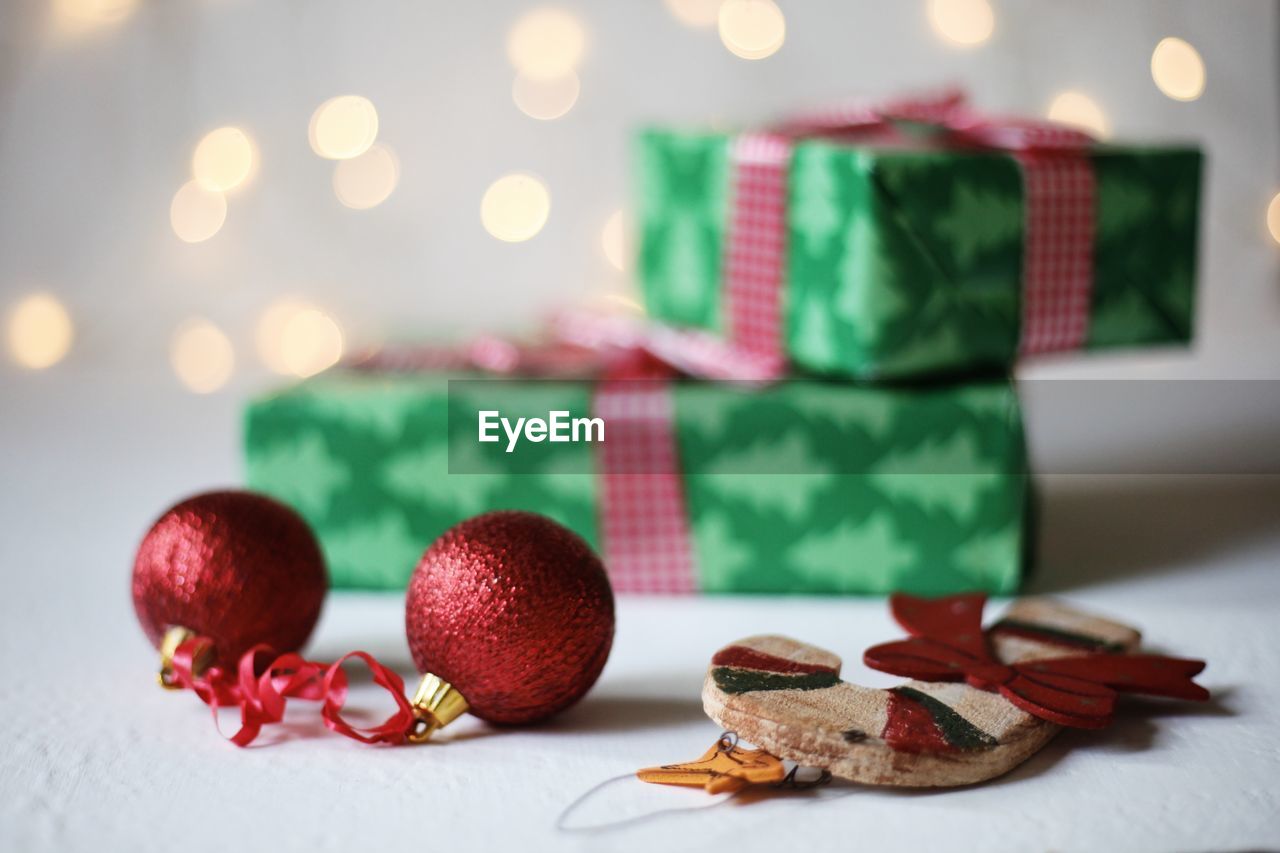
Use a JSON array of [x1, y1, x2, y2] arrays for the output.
[[167, 637, 417, 747], [320, 651, 417, 745]]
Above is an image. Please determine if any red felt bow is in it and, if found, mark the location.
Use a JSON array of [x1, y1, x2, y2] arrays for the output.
[[863, 594, 1209, 729]]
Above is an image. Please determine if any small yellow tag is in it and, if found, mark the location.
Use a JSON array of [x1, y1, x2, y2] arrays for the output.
[[637, 737, 787, 794]]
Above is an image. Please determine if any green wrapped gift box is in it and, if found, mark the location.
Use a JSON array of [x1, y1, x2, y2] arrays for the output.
[[243, 370, 1030, 595], [635, 128, 1201, 379]]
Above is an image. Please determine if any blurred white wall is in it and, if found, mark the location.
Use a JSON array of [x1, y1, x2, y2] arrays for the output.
[[0, 0, 1277, 395]]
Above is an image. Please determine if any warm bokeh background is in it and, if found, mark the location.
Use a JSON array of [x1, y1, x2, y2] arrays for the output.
[[2, 8, 1279, 851], [2, 0, 1278, 399]]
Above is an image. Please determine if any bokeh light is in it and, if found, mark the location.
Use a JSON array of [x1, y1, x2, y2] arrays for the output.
[[506, 8, 586, 81], [481, 173, 551, 242], [7, 294, 73, 369], [170, 180, 227, 243], [1267, 192, 1280, 245], [926, 0, 995, 47], [308, 96, 380, 160], [257, 300, 344, 377], [280, 309, 344, 377], [512, 72, 581, 121], [601, 209, 628, 271], [170, 319, 234, 393], [718, 0, 785, 60], [1151, 37, 1205, 102], [664, 0, 723, 28], [1047, 91, 1110, 139], [192, 127, 255, 192], [53, 0, 138, 33], [256, 299, 306, 374], [333, 143, 400, 209]]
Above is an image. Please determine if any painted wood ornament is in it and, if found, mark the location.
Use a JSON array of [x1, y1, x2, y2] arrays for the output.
[[699, 594, 1209, 788]]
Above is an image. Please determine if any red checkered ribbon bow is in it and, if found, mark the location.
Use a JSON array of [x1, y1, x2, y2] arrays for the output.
[[863, 593, 1209, 729], [724, 89, 1099, 367]]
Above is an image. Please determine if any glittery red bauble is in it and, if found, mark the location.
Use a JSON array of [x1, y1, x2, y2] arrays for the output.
[[132, 490, 327, 668], [405, 511, 615, 725]]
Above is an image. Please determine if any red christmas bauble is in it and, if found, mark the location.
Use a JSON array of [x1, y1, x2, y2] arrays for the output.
[[405, 511, 615, 725], [132, 490, 327, 668]]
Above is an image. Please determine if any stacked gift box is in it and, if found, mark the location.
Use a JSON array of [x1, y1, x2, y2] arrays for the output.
[[245, 93, 1201, 596]]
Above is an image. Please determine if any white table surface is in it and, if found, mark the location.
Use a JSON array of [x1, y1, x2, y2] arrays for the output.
[[3, 369, 1279, 853]]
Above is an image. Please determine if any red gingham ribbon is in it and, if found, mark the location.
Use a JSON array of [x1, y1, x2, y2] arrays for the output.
[[1011, 150, 1096, 353], [351, 313, 783, 383], [592, 380, 695, 593], [550, 310, 782, 381], [722, 133, 792, 375], [720, 91, 1099, 365], [949, 117, 1097, 353], [779, 88, 969, 136]]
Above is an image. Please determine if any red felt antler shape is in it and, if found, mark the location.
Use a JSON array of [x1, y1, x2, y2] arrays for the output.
[[863, 594, 1209, 729]]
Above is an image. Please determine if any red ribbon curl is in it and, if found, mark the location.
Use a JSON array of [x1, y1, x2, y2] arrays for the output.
[[167, 637, 417, 747]]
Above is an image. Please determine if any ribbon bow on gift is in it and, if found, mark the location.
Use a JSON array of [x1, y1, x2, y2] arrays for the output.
[[348, 309, 785, 383], [776, 87, 1096, 153], [863, 594, 1209, 729]]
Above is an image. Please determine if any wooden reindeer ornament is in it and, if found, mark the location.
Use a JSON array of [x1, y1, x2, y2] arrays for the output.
[[699, 594, 1208, 788]]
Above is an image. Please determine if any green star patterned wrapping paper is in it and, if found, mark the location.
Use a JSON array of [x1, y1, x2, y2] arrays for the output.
[[243, 372, 1030, 595], [636, 129, 1202, 380]]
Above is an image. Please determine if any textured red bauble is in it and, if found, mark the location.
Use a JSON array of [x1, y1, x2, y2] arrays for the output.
[[132, 490, 327, 668], [405, 510, 615, 725]]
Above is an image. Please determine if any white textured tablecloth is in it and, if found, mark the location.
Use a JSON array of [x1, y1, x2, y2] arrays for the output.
[[2, 371, 1278, 853]]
